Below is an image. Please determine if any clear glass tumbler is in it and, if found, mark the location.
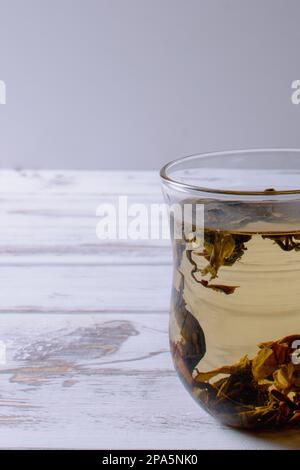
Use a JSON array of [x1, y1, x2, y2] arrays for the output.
[[160, 149, 300, 429]]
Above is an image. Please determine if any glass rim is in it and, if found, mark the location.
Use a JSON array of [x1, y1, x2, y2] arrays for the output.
[[160, 148, 300, 196]]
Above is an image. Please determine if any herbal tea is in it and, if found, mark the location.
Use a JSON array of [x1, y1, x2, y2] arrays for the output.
[[170, 202, 300, 429]]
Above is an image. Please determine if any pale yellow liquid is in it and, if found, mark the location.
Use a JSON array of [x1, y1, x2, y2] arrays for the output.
[[170, 225, 300, 427], [176, 230, 300, 373]]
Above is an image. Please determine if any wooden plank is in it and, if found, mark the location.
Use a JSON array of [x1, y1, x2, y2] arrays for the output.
[[0, 170, 161, 196], [0, 170, 171, 263], [0, 265, 172, 313], [0, 312, 293, 450]]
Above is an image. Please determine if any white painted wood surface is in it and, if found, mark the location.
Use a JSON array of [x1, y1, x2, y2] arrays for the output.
[[0, 169, 299, 450]]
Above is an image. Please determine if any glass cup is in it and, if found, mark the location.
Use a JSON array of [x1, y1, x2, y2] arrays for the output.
[[160, 149, 300, 429]]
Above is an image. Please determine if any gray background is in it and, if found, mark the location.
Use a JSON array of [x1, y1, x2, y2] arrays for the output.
[[0, 0, 299, 170]]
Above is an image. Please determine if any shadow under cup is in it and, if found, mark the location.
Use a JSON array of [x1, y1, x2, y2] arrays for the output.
[[160, 149, 300, 429]]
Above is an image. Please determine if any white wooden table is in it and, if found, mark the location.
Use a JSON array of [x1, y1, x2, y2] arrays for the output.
[[0, 170, 299, 450]]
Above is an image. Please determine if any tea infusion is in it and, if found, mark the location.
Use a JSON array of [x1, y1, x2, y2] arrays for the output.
[[170, 200, 300, 428]]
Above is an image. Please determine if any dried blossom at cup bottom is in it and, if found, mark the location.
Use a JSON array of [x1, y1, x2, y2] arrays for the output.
[[172, 335, 300, 428]]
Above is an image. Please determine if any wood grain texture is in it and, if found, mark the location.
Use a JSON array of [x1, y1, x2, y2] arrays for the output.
[[0, 170, 297, 449]]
